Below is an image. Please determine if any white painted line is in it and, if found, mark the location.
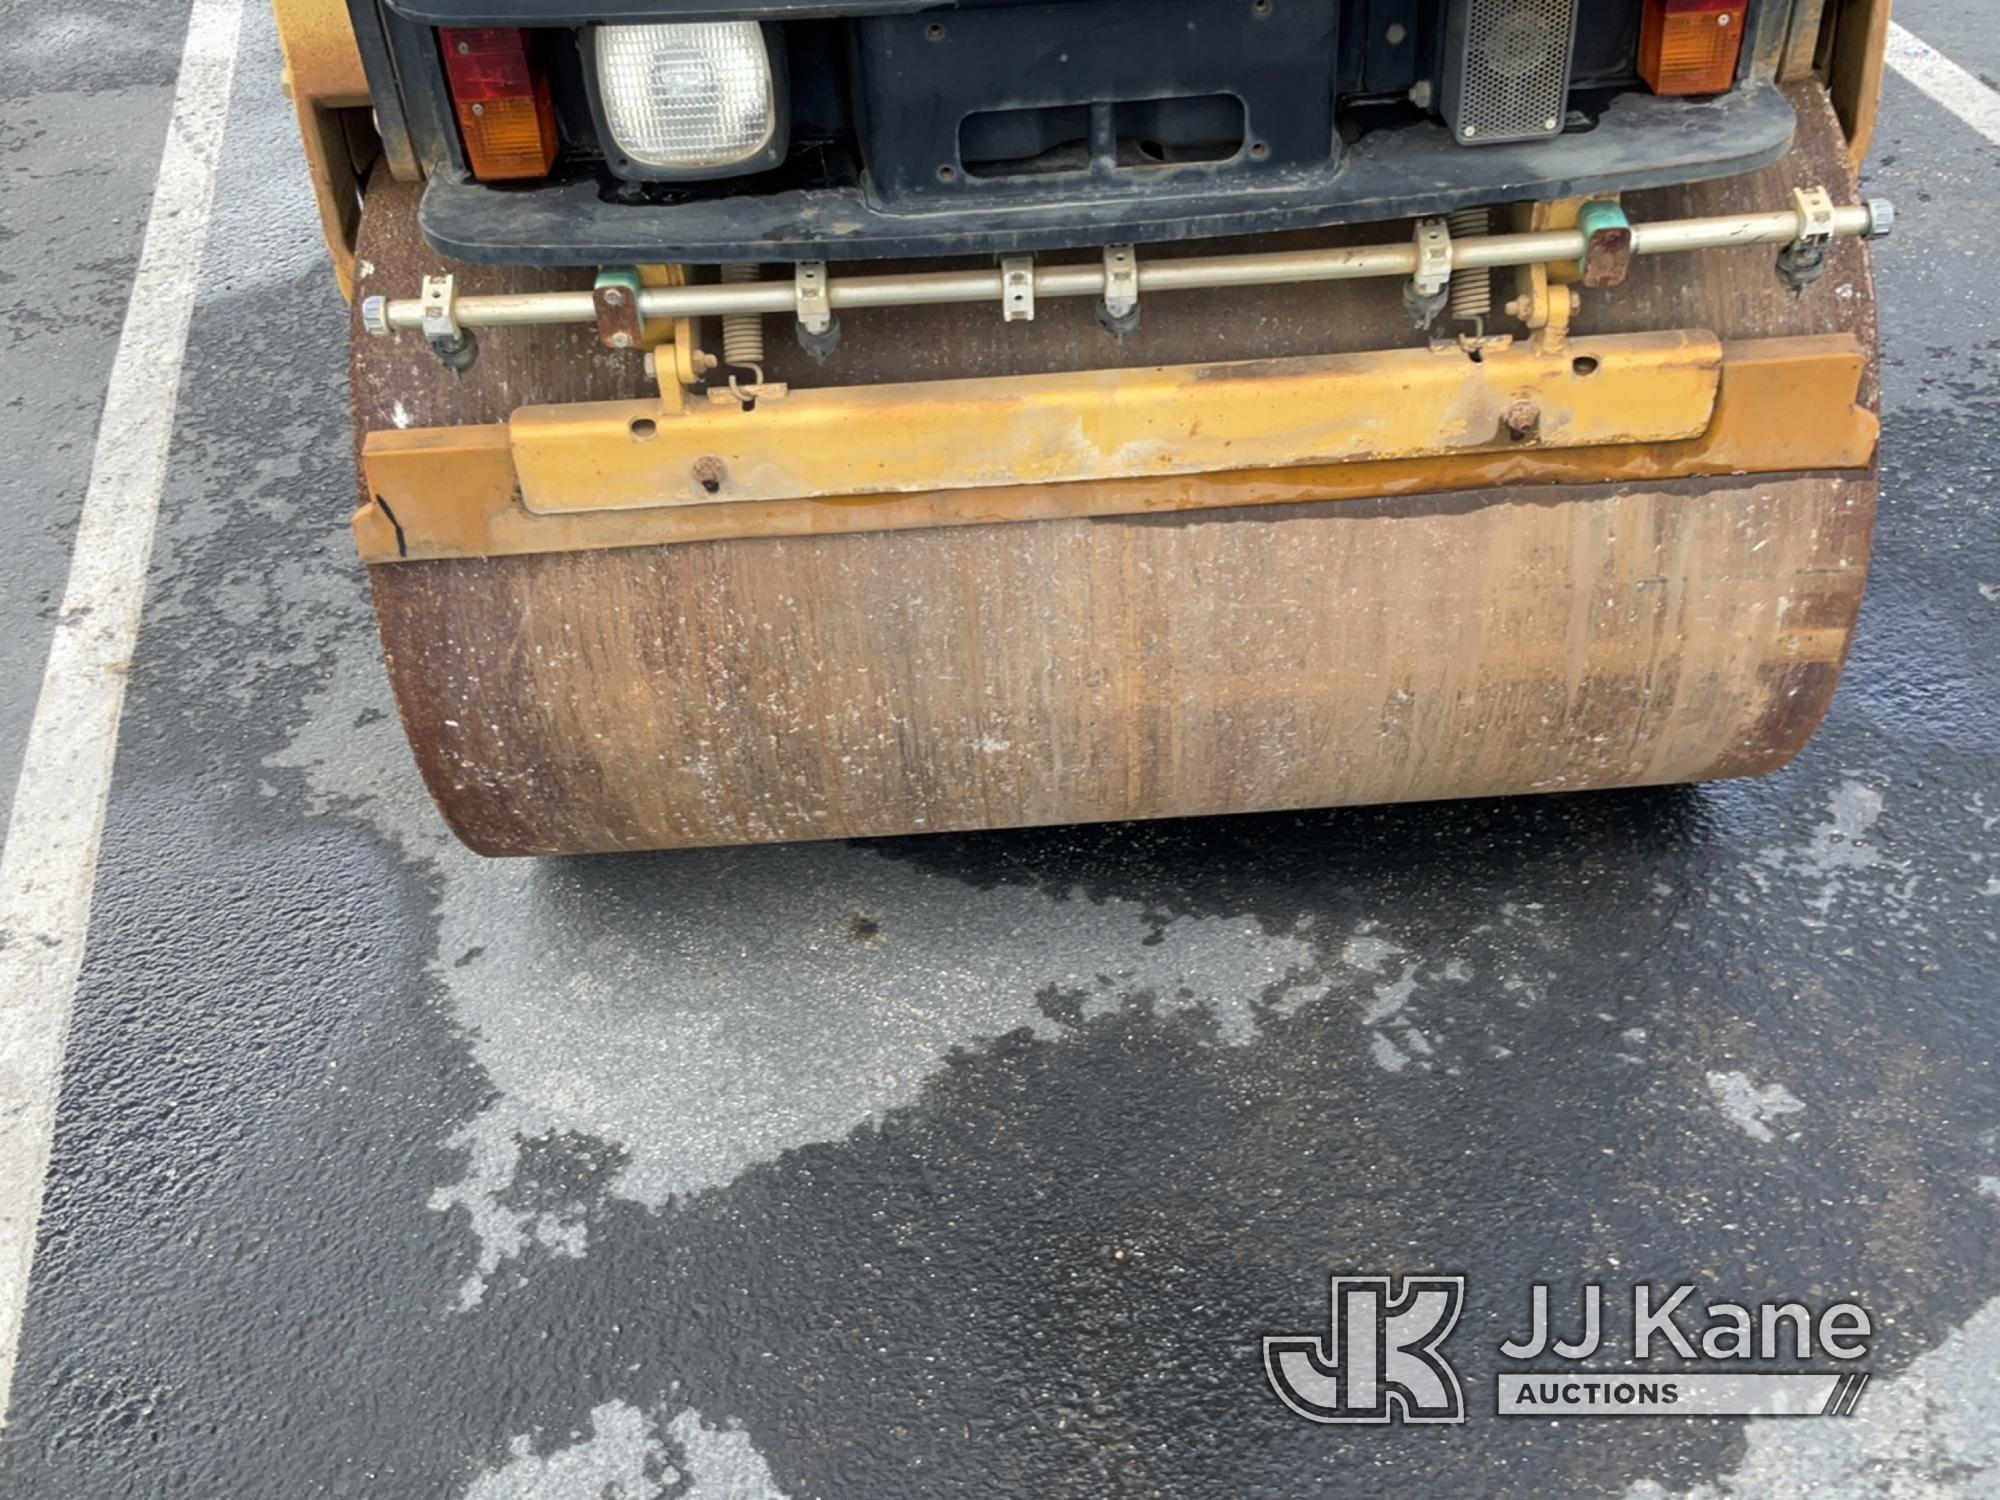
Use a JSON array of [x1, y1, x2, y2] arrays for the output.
[[0, 0, 244, 1428], [1888, 22, 2000, 148]]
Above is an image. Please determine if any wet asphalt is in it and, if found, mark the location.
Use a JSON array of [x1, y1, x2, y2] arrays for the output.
[[1, 1, 1998, 1495]]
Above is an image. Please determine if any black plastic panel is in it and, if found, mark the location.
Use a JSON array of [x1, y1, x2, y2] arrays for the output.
[[389, 0, 940, 20], [345, 0, 421, 177], [851, 0, 1339, 210], [418, 79, 1797, 263], [1359, 0, 1426, 96]]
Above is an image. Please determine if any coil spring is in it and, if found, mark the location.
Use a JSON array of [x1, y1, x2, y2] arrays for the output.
[[1446, 208, 1493, 326], [718, 263, 766, 379]]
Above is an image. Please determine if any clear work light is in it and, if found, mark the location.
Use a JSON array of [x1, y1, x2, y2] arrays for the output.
[[594, 22, 782, 174]]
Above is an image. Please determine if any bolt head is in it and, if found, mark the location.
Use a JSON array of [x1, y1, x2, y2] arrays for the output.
[[1504, 401, 1542, 441], [611, 332, 632, 348]]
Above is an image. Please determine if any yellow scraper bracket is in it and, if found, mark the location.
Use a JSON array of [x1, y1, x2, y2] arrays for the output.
[[357, 333, 1875, 565], [508, 331, 1723, 515]]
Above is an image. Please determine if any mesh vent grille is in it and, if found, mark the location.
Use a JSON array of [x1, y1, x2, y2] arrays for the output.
[[1445, 0, 1577, 143]]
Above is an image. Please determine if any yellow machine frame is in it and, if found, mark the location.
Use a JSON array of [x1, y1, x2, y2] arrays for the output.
[[356, 333, 1874, 563]]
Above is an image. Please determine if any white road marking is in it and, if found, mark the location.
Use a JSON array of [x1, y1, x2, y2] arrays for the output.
[[0, 0, 244, 1427], [1888, 22, 2000, 147]]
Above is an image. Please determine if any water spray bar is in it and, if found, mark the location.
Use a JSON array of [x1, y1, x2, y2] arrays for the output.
[[361, 194, 1891, 340]]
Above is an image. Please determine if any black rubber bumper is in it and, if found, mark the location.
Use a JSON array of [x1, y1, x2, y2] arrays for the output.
[[417, 82, 1799, 266]]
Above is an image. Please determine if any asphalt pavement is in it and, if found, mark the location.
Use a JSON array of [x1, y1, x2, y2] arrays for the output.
[[1, 3, 1998, 1495]]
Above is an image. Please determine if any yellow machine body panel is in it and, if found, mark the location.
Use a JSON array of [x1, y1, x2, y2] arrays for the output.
[[356, 334, 1871, 564]]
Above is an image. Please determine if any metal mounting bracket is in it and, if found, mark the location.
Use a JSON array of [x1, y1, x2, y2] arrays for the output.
[[1405, 218, 1452, 326], [419, 274, 476, 372], [1412, 219, 1452, 298], [1792, 186, 1838, 246], [593, 267, 645, 350], [1778, 185, 1840, 294], [1576, 199, 1633, 288], [1102, 245, 1138, 320], [1000, 256, 1035, 322], [419, 274, 461, 342], [1097, 244, 1140, 341], [795, 261, 832, 336]]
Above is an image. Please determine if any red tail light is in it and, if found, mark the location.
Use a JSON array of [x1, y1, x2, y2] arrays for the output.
[[439, 27, 559, 181], [1640, 0, 1749, 97]]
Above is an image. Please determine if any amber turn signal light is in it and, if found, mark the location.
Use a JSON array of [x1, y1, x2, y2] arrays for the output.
[[439, 27, 559, 181], [1640, 0, 1748, 97]]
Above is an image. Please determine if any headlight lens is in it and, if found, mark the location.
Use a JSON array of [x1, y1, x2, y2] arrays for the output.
[[595, 22, 777, 171]]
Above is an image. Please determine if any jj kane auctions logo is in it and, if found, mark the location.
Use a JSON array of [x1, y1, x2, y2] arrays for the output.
[[1265, 1278, 1872, 1424]]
